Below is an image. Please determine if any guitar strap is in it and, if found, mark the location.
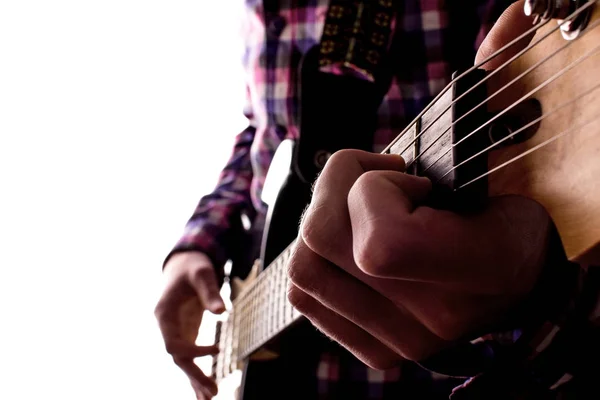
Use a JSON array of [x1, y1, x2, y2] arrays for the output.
[[294, 0, 397, 184]]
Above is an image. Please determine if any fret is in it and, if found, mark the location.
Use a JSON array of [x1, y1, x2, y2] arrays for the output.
[[267, 265, 274, 338], [226, 313, 234, 374], [278, 256, 286, 329], [257, 280, 261, 344], [387, 122, 417, 167], [250, 284, 256, 352], [232, 309, 240, 370], [282, 248, 292, 325], [216, 320, 225, 380], [219, 318, 229, 378], [224, 242, 304, 361], [272, 256, 280, 334], [418, 87, 453, 181]]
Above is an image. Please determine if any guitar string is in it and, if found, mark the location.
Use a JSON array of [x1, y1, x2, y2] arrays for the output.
[[440, 79, 600, 183], [229, 242, 296, 360], [386, 20, 543, 157], [381, 0, 597, 158], [380, 17, 549, 155], [459, 112, 600, 190], [228, 5, 592, 338], [422, 24, 600, 178], [217, 2, 599, 373], [408, 15, 600, 172], [403, 1, 600, 172]]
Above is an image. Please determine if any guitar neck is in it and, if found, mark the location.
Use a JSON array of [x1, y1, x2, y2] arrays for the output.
[[213, 241, 303, 381]]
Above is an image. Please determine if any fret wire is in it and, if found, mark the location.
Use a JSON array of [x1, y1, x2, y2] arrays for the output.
[[233, 308, 240, 369], [282, 248, 289, 325], [279, 254, 286, 328], [267, 264, 274, 337], [264, 266, 270, 341], [285, 246, 293, 323], [433, 28, 600, 182], [227, 314, 234, 373], [416, 15, 600, 175], [385, 1, 597, 161], [222, 318, 229, 376], [229, 241, 300, 360], [383, 0, 597, 171], [274, 256, 282, 332], [251, 283, 256, 350], [381, 15, 553, 157], [258, 277, 262, 345]]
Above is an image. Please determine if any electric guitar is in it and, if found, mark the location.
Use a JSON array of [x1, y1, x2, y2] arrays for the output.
[[210, 2, 600, 398]]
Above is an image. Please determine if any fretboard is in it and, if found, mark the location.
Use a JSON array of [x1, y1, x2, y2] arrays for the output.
[[213, 241, 303, 381], [213, 66, 464, 382]]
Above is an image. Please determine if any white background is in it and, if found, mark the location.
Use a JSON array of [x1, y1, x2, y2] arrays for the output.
[[0, 1, 248, 399]]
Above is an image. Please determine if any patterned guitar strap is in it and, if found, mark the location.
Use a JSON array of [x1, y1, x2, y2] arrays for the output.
[[319, 0, 395, 84], [294, 0, 396, 184]]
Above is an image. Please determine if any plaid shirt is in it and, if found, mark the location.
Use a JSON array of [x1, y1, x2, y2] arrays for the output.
[[168, 1, 600, 398]]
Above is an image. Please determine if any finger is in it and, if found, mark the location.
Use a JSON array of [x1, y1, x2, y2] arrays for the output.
[[287, 283, 403, 369], [188, 264, 226, 314], [288, 240, 446, 361], [475, 0, 535, 70], [165, 340, 219, 358], [174, 357, 219, 398], [348, 171, 549, 294], [301, 150, 404, 267]]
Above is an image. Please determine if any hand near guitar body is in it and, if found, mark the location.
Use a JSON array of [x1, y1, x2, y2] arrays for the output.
[[155, 251, 225, 399], [287, 2, 551, 368]]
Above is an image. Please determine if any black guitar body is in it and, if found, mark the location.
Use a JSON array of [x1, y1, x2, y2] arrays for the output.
[[238, 45, 387, 400]]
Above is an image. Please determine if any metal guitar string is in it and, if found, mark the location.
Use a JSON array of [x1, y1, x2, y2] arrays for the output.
[[402, 0, 599, 173], [380, 17, 548, 155], [412, 16, 600, 173], [431, 27, 600, 185], [381, 0, 597, 158], [423, 22, 600, 178], [442, 79, 600, 182], [216, 1, 600, 375], [459, 112, 600, 190]]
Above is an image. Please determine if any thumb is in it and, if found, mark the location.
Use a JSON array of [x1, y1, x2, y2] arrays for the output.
[[476, 0, 535, 70], [189, 263, 226, 314]]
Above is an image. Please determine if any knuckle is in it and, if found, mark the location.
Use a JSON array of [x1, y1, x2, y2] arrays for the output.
[[426, 316, 467, 342], [325, 149, 362, 170], [353, 170, 382, 191], [154, 301, 167, 320], [165, 341, 179, 356], [299, 206, 330, 254], [286, 254, 316, 290], [354, 228, 395, 277], [363, 354, 401, 371], [190, 264, 214, 283], [400, 345, 433, 362], [286, 285, 308, 310]]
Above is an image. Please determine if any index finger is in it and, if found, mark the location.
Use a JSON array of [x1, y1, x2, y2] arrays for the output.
[[301, 149, 404, 268], [174, 357, 218, 399]]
